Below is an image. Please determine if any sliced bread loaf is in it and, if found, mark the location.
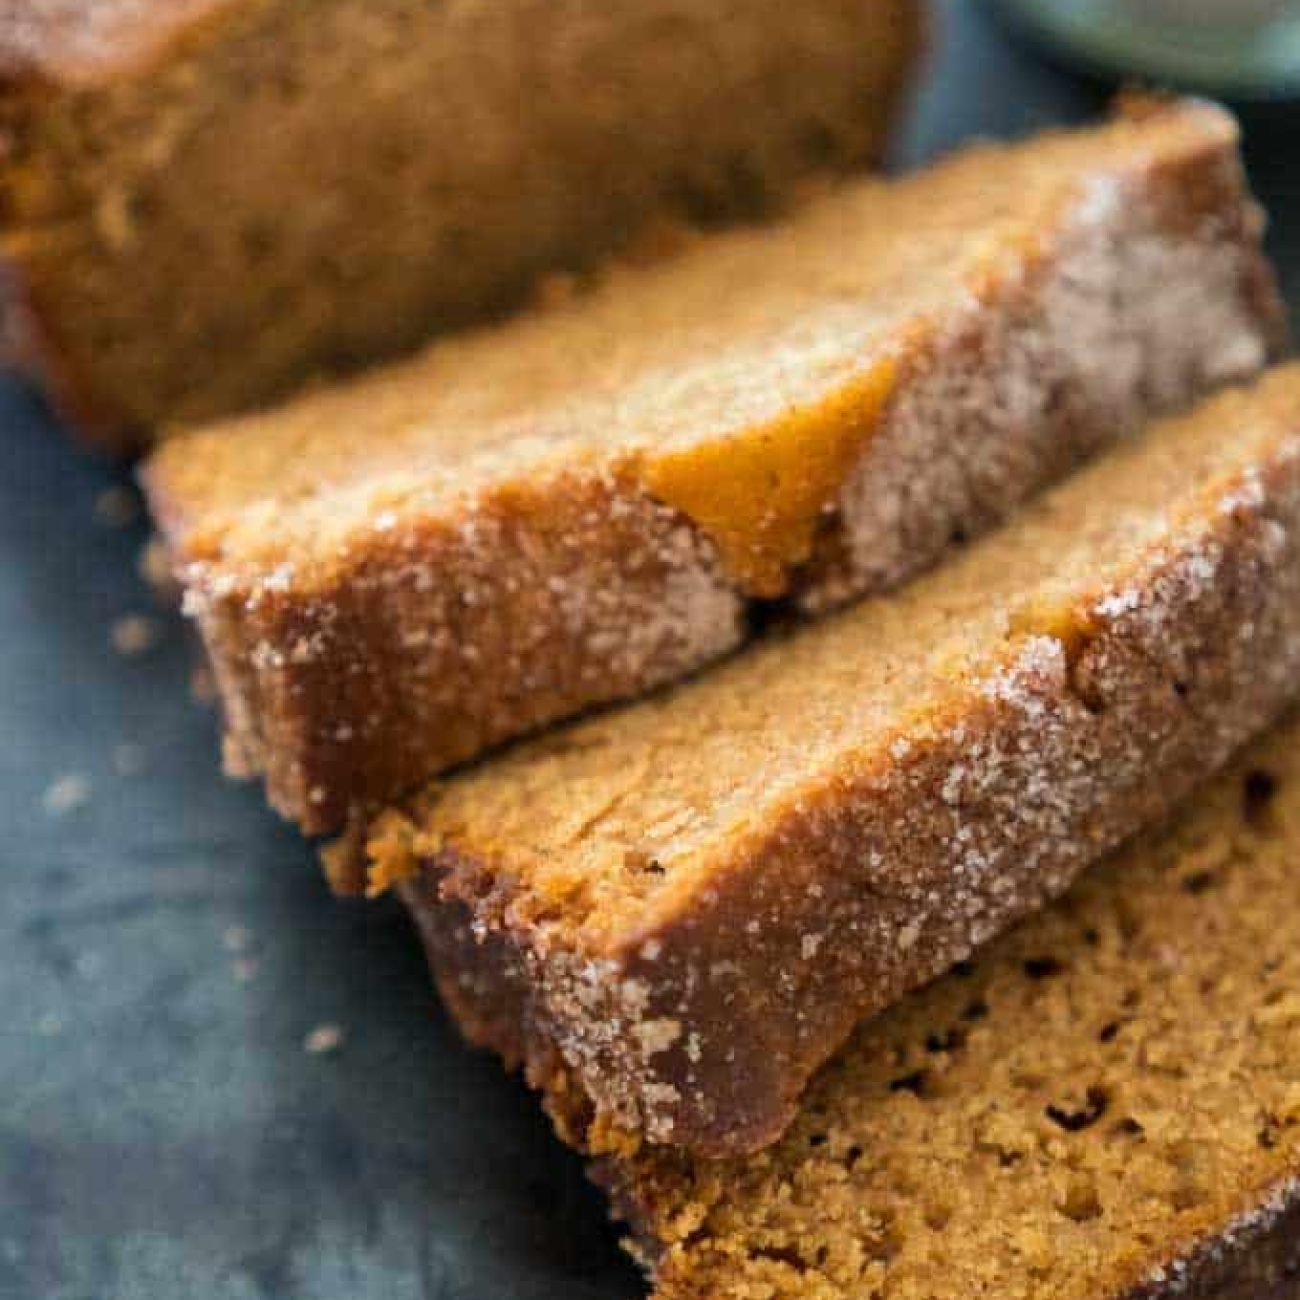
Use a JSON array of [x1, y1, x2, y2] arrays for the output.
[[598, 710, 1300, 1298], [0, 0, 922, 446], [385, 366, 1300, 1156], [144, 100, 1283, 835]]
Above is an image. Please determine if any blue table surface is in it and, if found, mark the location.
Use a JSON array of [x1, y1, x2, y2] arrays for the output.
[[3, 4, 1298, 1298]]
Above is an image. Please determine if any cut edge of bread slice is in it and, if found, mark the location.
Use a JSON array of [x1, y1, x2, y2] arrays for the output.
[[387, 364, 1300, 1157], [145, 98, 1285, 835]]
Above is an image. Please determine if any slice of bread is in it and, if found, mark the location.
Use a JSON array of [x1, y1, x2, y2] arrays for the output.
[[0, 0, 922, 447], [596, 710, 1300, 1299], [143, 100, 1284, 835], [385, 366, 1300, 1157]]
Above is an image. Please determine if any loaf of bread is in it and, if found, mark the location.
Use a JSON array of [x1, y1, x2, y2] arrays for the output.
[[595, 709, 1300, 1298], [0, 0, 922, 447], [385, 366, 1300, 1157], [143, 100, 1284, 836]]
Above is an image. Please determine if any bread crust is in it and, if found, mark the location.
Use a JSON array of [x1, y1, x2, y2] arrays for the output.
[[146, 103, 1287, 836], [1119, 1182, 1300, 1300], [184, 465, 746, 835], [397, 386, 1300, 1156]]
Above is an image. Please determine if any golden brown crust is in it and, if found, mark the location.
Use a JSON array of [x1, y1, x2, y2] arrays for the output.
[[168, 463, 745, 831], [1119, 1190, 1300, 1300], [146, 102, 1286, 834], [395, 371, 1300, 1156]]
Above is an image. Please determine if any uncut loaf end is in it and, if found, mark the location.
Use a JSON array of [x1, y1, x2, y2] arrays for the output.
[[0, 0, 922, 447]]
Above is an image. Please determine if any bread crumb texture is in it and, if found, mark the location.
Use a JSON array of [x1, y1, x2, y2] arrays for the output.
[[608, 712, 1300, 1299]]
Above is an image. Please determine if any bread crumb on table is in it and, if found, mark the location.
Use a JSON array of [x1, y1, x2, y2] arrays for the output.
[[42, 773, 90, 816], [36, 1012, 64, 1038], [110, 614, 161, 657], [138, 537, 173, 591], [303, 1023, 346, 1056], [221, 925, 253, 954]]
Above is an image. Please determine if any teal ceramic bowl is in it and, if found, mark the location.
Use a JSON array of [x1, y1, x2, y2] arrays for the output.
[[995, 0, 1300, 98]]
